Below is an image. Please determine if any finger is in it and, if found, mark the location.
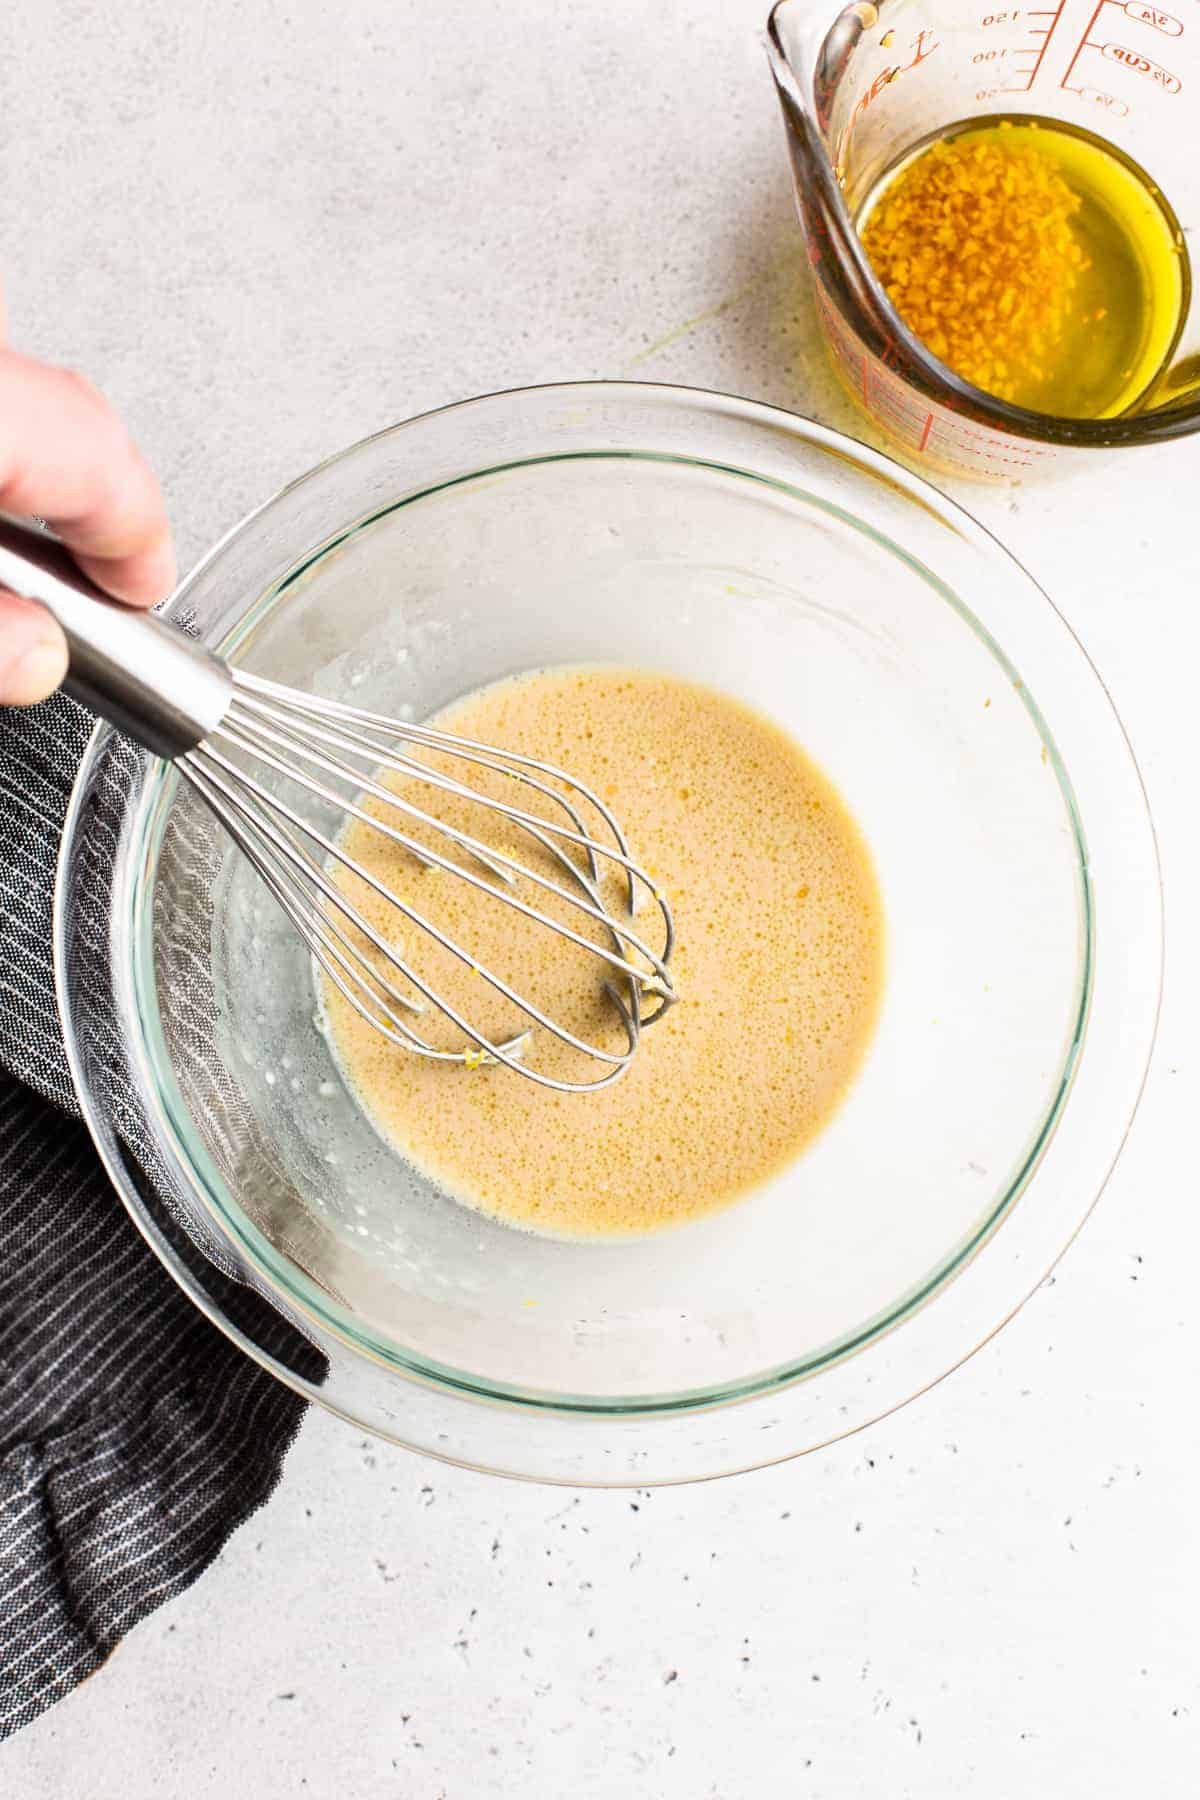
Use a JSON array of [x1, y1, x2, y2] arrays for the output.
[[0, 589, 68, 706], [0, 350, 175, 608]]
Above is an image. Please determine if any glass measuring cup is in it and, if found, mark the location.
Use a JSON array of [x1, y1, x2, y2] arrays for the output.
[[767, 0, 1200, 475]]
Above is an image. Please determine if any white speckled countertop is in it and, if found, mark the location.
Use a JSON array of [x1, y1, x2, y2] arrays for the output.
[[5, 1, 1199, 1793]]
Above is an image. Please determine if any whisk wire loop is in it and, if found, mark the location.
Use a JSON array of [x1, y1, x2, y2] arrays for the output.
[[174, 670, 676, 1093]]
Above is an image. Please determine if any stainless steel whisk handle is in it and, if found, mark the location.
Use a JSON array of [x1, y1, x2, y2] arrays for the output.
[[0, 513, 232, 759]]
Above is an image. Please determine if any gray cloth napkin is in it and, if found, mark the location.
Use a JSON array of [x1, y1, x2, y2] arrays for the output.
[[0, 691, 307, 1741]]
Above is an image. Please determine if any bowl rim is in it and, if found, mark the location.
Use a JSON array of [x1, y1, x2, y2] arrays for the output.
[[54, 379, 1163, 1482], [125, 445, 1092, 1411]]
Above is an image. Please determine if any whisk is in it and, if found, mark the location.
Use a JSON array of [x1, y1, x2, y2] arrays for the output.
[[0, 515, 676, 1093]]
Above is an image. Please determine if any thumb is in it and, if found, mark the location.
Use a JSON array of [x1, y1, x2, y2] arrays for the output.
[[0, 590, 68, 705]]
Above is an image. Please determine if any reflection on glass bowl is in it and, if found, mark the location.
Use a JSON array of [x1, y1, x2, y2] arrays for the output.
[[56, 383, 1161, 1483]]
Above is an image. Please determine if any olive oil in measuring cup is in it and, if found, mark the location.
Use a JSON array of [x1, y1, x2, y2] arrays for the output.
[[856, 116, 1188, 420]]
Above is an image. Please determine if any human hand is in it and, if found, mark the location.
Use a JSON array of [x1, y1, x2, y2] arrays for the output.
[[0, 348, 175, 705]]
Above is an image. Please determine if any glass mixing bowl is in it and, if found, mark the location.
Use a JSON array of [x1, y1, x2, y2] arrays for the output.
[[56, 383, 1161, 1484]]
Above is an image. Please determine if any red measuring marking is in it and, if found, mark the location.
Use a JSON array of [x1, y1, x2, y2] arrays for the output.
[[1060, 0, 1109, 90], [1061, 0, 1184, 93], [1124, 3, 1182, 35], [1079, 84, 1131, 111], [992, 2, 1066, 95], [1101, 41, 1181, 86], [817, 291, 1059, 472], [1023, 3, 1067, 85]]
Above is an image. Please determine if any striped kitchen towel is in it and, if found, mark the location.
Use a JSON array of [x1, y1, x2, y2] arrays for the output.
[[0, 691, 307, 1741]]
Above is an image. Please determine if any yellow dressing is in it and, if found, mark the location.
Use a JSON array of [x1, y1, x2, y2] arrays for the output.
[[323, 667, 885, 1239], [858, 116, 1187, 418]]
